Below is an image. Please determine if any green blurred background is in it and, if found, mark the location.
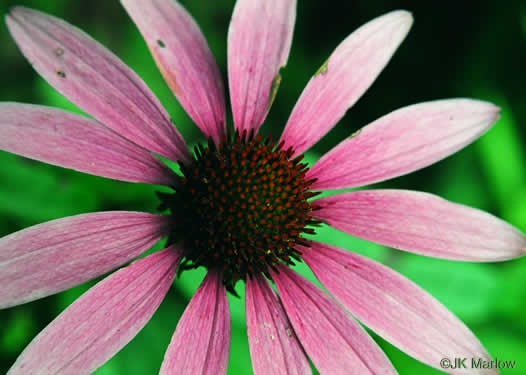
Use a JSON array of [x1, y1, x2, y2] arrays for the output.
[[1, 0, 525, 374]]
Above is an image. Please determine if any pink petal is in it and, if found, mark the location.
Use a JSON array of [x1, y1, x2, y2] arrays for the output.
[[0, 211, 171, 309], [0, 103, 175, 185], [301, 241, 498, 375], [246, 274, 311, 375], [314, 189, 526, 261], [6, 6, 190, 162], [272, 265, 397, 375], [121, 0, 226, 143], [228, 0, 296, 135], [308, 99, 501, 190], [7, 246, 182, 375], [280, 10, 412, 156], [160, 270, 231, 375]]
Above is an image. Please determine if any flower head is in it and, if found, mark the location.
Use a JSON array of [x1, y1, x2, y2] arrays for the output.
[[1, 1, 525, 374], [165, 130, 321, 293]]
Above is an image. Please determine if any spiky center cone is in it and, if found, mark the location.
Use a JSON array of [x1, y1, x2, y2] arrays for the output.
[[160, 131, 320, 292]]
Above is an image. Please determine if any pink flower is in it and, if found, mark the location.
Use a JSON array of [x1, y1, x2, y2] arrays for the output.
[[1, 1, 524, 374]]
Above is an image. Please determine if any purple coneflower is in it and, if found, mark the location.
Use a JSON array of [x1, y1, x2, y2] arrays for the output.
[[1, 1, 524, 374]]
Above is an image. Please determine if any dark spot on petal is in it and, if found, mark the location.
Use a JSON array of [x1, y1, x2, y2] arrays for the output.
[[157, 40, 166, 48], [56, 70, 66, 78]]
